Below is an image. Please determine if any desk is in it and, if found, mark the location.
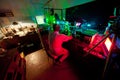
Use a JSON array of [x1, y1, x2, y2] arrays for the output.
[[0, 32, 42, 54], [76, 29, 98, 37]]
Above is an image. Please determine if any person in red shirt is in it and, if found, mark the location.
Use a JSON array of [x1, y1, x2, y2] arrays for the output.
[[48, 24, 73, 63]]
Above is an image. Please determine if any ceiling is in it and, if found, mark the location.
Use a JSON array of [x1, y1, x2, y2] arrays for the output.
[[0, 0, 94, 26]]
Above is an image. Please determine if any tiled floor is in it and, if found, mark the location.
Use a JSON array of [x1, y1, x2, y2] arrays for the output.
[[24, 47, 120, 80], [25, 49, 53, 80], [25, 49, 80, 80]]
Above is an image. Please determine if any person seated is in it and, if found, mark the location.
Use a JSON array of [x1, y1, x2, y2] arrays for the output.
[[48, 24, 73, 64]]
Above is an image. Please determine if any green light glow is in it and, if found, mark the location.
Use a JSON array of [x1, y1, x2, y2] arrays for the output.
[[45, 14, 56, 24]]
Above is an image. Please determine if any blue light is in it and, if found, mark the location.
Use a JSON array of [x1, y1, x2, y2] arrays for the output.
[[87, 24, 91, 27], [57, 21, 60, 24]]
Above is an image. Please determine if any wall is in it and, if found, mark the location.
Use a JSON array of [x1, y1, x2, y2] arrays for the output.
[[66, 1, 120, 25]]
